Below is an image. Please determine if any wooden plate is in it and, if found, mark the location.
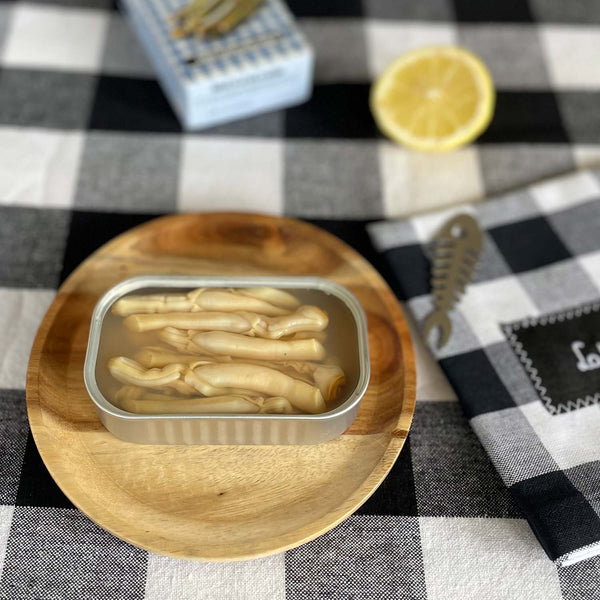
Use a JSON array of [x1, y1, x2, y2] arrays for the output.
[[26, 213, 416, 561]]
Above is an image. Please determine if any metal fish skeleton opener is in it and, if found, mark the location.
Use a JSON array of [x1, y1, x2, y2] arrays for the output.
[[423, 214, 483, 350]]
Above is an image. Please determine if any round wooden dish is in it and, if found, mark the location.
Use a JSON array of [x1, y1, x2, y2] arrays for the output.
[[26, 213, 416, 561]]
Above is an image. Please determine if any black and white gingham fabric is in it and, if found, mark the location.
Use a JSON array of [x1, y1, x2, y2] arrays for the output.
[[369, 169, 600, 569], [2, 0, 600, 598]]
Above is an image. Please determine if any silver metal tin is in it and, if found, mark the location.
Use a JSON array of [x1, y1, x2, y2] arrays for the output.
[[84, 275, 370, 445]]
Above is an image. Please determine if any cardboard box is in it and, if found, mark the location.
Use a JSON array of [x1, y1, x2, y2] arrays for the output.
[[121, 0, 314, 130]]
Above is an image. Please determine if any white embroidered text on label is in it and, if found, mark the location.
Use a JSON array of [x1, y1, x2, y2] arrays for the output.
[[571, 341, 600, 372]]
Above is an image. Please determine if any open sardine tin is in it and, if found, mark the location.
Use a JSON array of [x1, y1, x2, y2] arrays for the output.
[[84, 276, 370, 445]]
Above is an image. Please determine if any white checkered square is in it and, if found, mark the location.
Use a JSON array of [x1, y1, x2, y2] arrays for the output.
[[0, 127, 83, 208], [573, 145, 600, 170], [366, 21, 456, 78], [419, 517, 563, 600], [144, 553, 286, 600], [0, 505, 14, 582], [409, 203, 478, 243], [377, 143, 410, 218], [2, 5, 108, 72], [0, 288, 55, 390], [541, 26, 600, 89], [579, 250, 600, 289], [380, 143, 484, 219], [458, 276, 539, 347], [367, 219, 419, 252], [521, 402, 600, 470], [178, 137, 283, 214], [530, 170, 600, 214]]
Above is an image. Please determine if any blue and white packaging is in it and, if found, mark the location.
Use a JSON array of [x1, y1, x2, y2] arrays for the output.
[[121, 0, 314, 130]]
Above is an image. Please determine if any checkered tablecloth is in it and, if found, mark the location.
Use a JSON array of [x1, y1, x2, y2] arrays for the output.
[[1, 0, 600, 599]]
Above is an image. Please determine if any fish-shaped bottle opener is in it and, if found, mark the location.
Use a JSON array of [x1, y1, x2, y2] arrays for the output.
[[423, 213, 483, 349]]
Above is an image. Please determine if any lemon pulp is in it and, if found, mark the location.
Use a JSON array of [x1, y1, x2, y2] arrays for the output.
[[370, 46, 495, 152]]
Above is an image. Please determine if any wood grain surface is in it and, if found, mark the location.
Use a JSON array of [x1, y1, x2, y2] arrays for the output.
[[26, 213, 416, 561]]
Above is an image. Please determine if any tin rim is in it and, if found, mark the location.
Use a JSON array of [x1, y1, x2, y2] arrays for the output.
[[84, 275, 370, 422]]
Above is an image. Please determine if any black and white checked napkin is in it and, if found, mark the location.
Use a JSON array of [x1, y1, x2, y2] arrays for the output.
[[369, 170, 600, 567]]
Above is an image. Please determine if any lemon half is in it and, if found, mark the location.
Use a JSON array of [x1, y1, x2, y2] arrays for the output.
[[370, 46, 495, 152]]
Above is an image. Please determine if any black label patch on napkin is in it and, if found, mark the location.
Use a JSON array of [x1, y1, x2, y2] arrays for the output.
[[503, 302, 600, 415]]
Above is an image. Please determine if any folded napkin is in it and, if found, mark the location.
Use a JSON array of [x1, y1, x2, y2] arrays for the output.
[[368, 170, 600, 566]]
